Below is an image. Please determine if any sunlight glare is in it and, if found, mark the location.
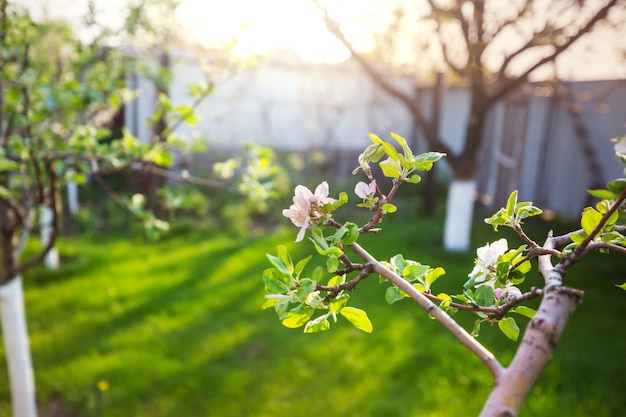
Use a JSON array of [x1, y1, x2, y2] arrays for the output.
[[177, 0, 351, 63]]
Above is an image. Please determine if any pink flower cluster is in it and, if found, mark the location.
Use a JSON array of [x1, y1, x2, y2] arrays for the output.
[[282, 182, 335, 242]]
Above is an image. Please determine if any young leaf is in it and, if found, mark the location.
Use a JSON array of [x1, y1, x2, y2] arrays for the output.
[[326, 257, 339, 273], [263, 268, 291, 293], [511, 306, 536, 319], [498, 317, 520, 341], [304, 316, 331, 333], [329, 293, 349, 313], [425, 267, 446, 285], [382, 203, 397, 213], [475, 285, 495, 307], [385, 286, 405, 304], [277, 245, 294, 274], [282, 309, 314, 328], [340, 307, 373, 333], [379, 158, 401, 179], [616, 282, 626, 291], [327, 274, 345, 287], [581, 207, 603, 236], [405, 174, 421, 184], [390, 132, 413, 160], [506, 190, 518, 217], [341, 222, 360, 245], [437, 292, 451, 308], [607, 178, 626, 194], [588, 189, 617, 200], [266, 254, 291, 276]]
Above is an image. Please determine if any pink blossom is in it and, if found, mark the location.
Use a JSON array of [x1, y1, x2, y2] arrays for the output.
[[494, 288, 505, 299], [282, 181, 335, 242], [354, 180, 377, 199]]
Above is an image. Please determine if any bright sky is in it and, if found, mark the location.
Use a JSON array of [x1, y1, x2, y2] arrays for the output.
[[176, 0, 356, 63], [11, 0, 626, 80]]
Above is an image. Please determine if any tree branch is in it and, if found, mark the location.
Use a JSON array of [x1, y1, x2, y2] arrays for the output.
[[558, 187, 626, 270], [311, 0, 453, 155], [349, 242, 504, 379], [489, 0, 619, 106]]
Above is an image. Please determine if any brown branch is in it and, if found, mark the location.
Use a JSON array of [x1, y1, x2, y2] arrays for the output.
[[489, 0, 619, 106], [317, 264, 374, 302], [487, 0, 531, 41], [584, 241, 626, 255], [422, 287, 542, 320], [557, 186, 626, 271], [14, 160, 61, 277], [312, 0, 453, 155]]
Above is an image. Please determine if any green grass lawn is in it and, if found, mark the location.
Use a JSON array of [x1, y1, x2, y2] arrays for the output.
[[1, 213, 625, 417]]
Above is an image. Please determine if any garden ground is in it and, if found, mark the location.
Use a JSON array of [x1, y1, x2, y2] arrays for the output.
[[1, 212, 625, 417]]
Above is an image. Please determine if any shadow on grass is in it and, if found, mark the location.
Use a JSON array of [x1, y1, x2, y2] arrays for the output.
[[2, 213, 625, 417]]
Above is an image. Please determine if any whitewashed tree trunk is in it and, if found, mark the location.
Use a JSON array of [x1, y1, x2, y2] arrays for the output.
[[0, 277, 38, 417], [39, 206, 59, 270], [443, 179, 477, 252], [66, 181, 79, 217]]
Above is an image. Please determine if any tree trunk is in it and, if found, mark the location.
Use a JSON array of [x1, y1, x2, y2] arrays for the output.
[[479, 284, 583, 416], [0, 276, 38, 417], [39, 206, 59, 270], [443, 179, 476, 251]]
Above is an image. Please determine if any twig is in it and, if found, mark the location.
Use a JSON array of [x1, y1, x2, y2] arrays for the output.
[[558, 187, 626, 270], [349, 242, 504, 379]]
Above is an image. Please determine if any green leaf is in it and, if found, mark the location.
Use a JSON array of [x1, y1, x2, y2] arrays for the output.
[[405, 174, 421, 184], [368, 133, 399, 161], [297, 278, 316, 295], [0, 157, 19, 172], [341, 222, 360, 245], [326, 257, 339, 273], [0, 186, 10, 199], [570, 231, 586, 244], [273, 300, 290, 319], [340, 307, 373, 333], [277, 245, 294, 274], [390, 254, 409, 272], [581, 207, 603, 236], [304, 316, 331, 333], [403, 264, 429, 281], [413, 151, 445, 170], [517, 206, 543, 220], [616, 282, 626, 291], [506, 191, 518, 217], [511, 306, 536, 319], [437, 292, 451, 308], [311, 266, 325, 283], [475, 285, 495, 307], [588, 189, 617, 200], [329, 293, 349, 313], [498, 317, 520, 341], [282, 309, 314, 328], [390, 132, 413, 160], [425, 267, 446, 285], [262, 268, 291, 293], [382, 203, 397, 213], [607, 178, 626, 194], [385, 286, 405, 304], [327, 275, 345, 287], [379, 158, 401, 178], [471, 319, 484, 337], [266, 253, 291, 276]]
